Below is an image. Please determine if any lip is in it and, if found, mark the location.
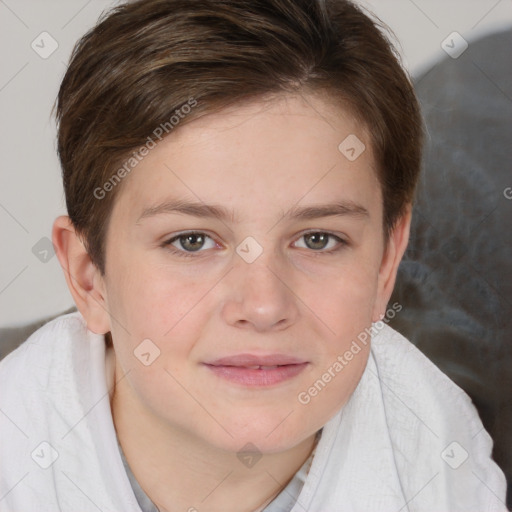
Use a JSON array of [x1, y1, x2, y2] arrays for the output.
[[207, 354, 306, 367], [203, 353, 309, 387]]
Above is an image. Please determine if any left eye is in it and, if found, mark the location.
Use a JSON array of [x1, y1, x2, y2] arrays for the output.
[[293, 232, 343, 251], [166, 232, 217, 252]]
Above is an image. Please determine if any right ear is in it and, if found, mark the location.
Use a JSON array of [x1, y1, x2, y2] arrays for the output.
[[52, 215, 111, 334]]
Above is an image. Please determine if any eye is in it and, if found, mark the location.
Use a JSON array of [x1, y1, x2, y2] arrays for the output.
[[293, 232, 345, 252], [163, 231, 217, 254]]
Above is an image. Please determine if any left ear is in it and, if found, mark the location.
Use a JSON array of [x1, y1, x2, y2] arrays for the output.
[[371, 205, 412, 322]]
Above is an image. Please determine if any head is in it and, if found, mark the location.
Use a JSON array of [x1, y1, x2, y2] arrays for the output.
[[53, 0, 422, 454]]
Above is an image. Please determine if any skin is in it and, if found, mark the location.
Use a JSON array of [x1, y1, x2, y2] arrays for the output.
[[53, 92, 411, 511]]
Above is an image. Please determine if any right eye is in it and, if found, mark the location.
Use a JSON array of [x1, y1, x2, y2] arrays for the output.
[[162, 231, 218, 256]]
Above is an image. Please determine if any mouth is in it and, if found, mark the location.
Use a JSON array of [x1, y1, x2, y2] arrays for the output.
[[203, 354, 309, 387]]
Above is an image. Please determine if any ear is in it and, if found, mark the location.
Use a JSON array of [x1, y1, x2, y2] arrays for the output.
[[371, 206, 412, 322], [52, 215, 111, 334]]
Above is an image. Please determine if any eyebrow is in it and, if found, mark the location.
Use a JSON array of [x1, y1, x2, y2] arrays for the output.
[[136, 198, 369, 224]]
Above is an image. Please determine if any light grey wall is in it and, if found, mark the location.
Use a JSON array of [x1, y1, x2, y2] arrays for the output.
[[1, 0, 511, 327]]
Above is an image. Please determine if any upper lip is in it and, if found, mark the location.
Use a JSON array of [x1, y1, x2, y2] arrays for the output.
[[205, 354, 307, 367]]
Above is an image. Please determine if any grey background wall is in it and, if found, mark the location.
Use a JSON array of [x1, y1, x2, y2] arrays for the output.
[[1, 0, 511, 327]]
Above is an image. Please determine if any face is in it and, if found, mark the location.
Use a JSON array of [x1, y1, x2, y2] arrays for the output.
[[99, 92, 403, 454]]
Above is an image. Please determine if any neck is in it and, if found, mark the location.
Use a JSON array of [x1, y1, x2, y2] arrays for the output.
[[110, 357, 317, 512]]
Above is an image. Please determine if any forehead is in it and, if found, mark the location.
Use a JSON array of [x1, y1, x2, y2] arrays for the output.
[[111, 92, 381, 224]]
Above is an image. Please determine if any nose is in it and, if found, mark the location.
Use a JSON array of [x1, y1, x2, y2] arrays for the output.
[[221, 252, 300, 333]]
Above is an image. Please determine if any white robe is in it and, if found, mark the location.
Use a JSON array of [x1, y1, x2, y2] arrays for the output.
[[0, 312, 507, 511]]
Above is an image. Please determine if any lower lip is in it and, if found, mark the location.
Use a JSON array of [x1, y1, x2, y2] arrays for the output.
[[204, 363, 308, 387]]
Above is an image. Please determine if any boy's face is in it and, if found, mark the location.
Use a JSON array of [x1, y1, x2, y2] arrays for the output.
[[97, 93, 407, 453]]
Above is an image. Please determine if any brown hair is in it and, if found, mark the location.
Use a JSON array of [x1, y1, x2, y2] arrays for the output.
[[55, 0, 423, 274]]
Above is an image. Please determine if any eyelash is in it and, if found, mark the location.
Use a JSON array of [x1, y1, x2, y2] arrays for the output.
[[161, 230, 348, 258]]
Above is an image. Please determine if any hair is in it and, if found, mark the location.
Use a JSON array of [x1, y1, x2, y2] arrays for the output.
[[55, 0, 423, 274]]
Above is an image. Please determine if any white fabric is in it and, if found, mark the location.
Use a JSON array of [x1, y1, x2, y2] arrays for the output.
[[0, 312, 507, 512]]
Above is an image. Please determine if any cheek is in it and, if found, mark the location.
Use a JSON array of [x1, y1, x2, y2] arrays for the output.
[[296, 342, 370, 438], [309, 256, 380, 341], [107, 250, 208, 326], [105, 261, 212, 416], [294, 267, 377, 427], [295, 255, 378, 411], [104, 253, 215, 370]]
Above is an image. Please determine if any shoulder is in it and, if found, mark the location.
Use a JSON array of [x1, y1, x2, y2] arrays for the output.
[[0, 312, 134, 510], [0, 311, 90, 386], [370, 322, 479, 430], [368, 322, 508, 510]]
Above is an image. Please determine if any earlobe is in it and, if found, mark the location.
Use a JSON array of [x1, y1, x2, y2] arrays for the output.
[[371, 206, 412, 322], [52, 216, 111, 334]]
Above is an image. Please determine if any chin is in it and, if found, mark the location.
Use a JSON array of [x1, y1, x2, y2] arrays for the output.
[[203, 411, 318, 454]]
